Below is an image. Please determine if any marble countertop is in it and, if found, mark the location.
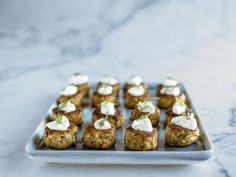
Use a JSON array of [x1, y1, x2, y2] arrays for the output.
[[0, 0, 236, 176]]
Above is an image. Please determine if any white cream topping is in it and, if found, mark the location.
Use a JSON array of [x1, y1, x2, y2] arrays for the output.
[[138, 101, 155, 114], [97, 85, 113, 95], [172, 102, 186, 114], [160, 86, 180, 96], [68, 73, 88, 85], [58, 102, 76, 113], [128, 86, 145, 96], [131, 117, 153, 132], [101, 75, 118, 85], [46, 116, 70, 131], [100, 101, 115, 115], [94, 118, 112, 130], [163, 77, 178, 87], [171, 114, 197, 130], [128, 76, 142, 86], [61, 85, 77, 96]]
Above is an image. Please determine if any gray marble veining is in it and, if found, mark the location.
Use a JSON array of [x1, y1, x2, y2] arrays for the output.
[[0, 0, 236, 176]]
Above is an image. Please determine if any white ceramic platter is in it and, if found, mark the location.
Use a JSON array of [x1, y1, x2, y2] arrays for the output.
[[25, 84, 214, 164]]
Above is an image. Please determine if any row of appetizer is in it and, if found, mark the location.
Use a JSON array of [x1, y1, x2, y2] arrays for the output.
[[43, 74, 200, 151]]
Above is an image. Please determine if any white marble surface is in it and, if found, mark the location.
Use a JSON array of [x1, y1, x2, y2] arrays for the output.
[[0, 0, 236, 176]]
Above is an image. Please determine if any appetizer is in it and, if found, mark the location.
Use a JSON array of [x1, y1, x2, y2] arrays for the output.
[[92, 85, 116, 107], [91, 101, 124, 128], [57, 85, 84, 106], [82, 117, 116, 149], [51, 101, 83, 125], [44, 115, 77, 149], [123, 75, 147, 94], [165, 99, 193, 126], [165, 114, 199, 147], [125, 85, 149, 108], [97, 75, 119, 97], [68, 73, 90, 97], [130, 100, 160, 126], [156, 77, 186, 109], [125, 116, 158, 151]]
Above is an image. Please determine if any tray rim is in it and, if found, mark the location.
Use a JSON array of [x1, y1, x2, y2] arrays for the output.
[[25, 83, 214, 164]]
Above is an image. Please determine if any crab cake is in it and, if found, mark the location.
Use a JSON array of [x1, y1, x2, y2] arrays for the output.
[[165, 100, 193, 126], [125, 117, 158, 151], [82, 118, 116, 149], [130, 101, 160, 126], [92, 85, 116, 107], [91, 101, 124, 128], [156, 77, 186, 109], [97, 75, 119, 97], [125, 86, 149, 108], [165, 114, 199, 147], [68, 73, 90, 97], [123, 75, 147, 94], [51, 101, 83, 125], [44, 116, 77, 149], [57, 85, 84, 106]]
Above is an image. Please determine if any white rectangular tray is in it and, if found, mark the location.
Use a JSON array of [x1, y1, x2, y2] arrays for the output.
[[25, 83, 214, 164]]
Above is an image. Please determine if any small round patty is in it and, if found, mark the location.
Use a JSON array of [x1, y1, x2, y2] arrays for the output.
[[92, 91, 116, 107], [57, 92, 84, 106], [124, 92, 149, 109], [125, 126, 158, 151], [165, 123, 199, 147], [44, 124, 78, 150], [82, 124, 116, 149]]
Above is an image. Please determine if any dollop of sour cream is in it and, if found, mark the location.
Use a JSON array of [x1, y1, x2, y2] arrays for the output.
[[58, 102, 76, 113], [172, 102, 186, 114], [163, 77, 178, 87], [46, 116, 70, 131], [128, 76, 142, 86], [101, 75, 118, 85], [97, 85, 113, 95], [131, 117, 153, 132], [100, 101, 115, 115], [94, 118, 112, 130], [171, 114, 197, 130], [128, 86, 145, 96], [160, 86, 180, 96], [68, 73, 88, 85], [61, 85, 77, 96], [138, 101, 155, 114]]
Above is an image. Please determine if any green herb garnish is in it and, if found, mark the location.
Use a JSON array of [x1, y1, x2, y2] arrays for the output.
[[55, 114, 63, 124], [137, 113, 150, 120], [98, 114, 109, 128]]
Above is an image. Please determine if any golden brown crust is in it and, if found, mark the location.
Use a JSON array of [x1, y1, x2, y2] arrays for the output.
[[124, 126, 158, 151], [91, 107, 124, 128], [75, 83, 90, 97], [97, 82, 120, 97], [44, 124, 78, 149], [165, 123, 199, 147], [82, 124, 116, 149], [130, 106, 160, 126], [51, 106, 83, 125], [57, 92, 84, 106], [124, 92, 149, 109], [123, 82, 147, 95], [156, 84, 186, 109], [92, 91, 116, 107]]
